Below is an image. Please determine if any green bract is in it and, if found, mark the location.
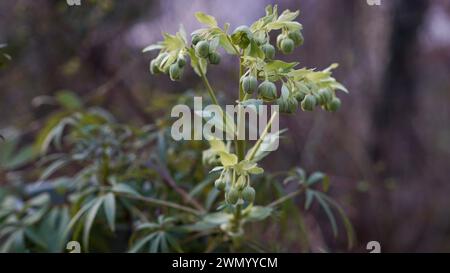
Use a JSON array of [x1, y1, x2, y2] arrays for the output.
[[231, 25, 253, 49], [236, 175, 247, 190]]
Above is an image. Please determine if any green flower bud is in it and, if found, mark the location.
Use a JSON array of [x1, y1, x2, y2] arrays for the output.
[[236, 176, 247, 191], [287, 97, 299, 113], [294, 82, 309, 102], [254, 35, 266, 45], [314, 93, 325, 105], [280, 38, 295, 54], [318, 89, 333, 104], [301, 94, 317, 111], [261, 43, 275, 60], [150, 59, 161, 74], [177, 55, 187, 68], [242, 76, 257, 94], [208, 51, 221, 65], [232, 25, 253, 48], [276, 97, 290, 113], [327, 97, 341, 112], [288, 30, 304, 47], [226, 188, 240, 205], [191, 34, 201, 46], [276, 34, 285, 49], [214, 178, 226, 191], [195, 40, 210, 58], [258, 81, 277, 101], [169, 63, 182, 81], [241, 186, 255, 203]]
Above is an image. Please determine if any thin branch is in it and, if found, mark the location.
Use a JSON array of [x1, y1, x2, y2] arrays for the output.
[[117, 192, 202, 216], [148, 159, 206, 213], [247, 110, 278, 161], [198, 64, 219, 106], [268, 188, 305, 208]]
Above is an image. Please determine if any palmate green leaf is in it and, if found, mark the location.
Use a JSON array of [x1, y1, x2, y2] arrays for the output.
[[112, 183, 140, 196], [218, 33, 237, 55], [304, 190, 354, 248], [63, 198, 97, 241], [314, 191, 338, 237], [306, 172, 327, 187], [246, 206, 272, 222], [24, 228, 47, 249], [317, 192, 355, 249], [165, 233, 183, 253], [129, 233, 158, 253], [2, 145, 34, 170], [39, 158, 69, 181], [35, 114, 76, 155], [195, 12, 218, 27], [0, 230, 24, 253], [142, 43, 164, 53], [304, 189, 315, 210], [149, 232, 162, 253], [55, 90, 83, 110], [245, 40, 264, 59], [83, 196, 104, 251], [103, 193, 116, 232], [203, 212, 232, 225], [264, 60, 298, 75]]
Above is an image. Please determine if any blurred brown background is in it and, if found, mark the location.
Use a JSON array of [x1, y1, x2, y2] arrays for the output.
[[1, 0, 450, 252]]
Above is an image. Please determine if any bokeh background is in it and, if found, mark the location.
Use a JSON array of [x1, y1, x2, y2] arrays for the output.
[[1, 0, 450, 252]]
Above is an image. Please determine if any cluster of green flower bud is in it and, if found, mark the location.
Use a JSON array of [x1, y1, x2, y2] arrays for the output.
[[276, 30, 304, 54], [214, 175, 255, 205], [276, 95, 298, 114], [231, 25, 302, 60], [293, 82, 341, 112], [192, 35, 221, 65], [241, 74, 278, 101], [150, 52, 187, 82]]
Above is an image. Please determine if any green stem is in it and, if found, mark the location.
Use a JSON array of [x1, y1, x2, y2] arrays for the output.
[[248, 111, 278, 161], [198, 64, 219, 106], [236, 57, 246, 161], [118, 192, 202, 216], [268, 188, 305, 208]]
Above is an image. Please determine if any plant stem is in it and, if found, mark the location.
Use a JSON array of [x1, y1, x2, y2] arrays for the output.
[[236, 57, 246, 161], [248, 111, 278, 161], [198, 64, 219, 106], [267, 188, 305, 208], [117, 192, 202, 216], [231, 56, 246, 246]]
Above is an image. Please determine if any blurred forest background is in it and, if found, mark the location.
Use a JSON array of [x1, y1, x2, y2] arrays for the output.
[[1, 0, 450, 252]]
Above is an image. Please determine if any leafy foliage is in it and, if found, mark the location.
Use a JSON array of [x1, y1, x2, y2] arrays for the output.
[[0, 5, 354, 253]]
